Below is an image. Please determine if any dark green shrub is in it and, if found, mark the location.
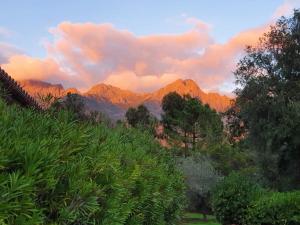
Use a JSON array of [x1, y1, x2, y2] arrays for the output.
[[212, 172, 263, 225], [0, 99, 185, 224], [244, 191, 300, 225]]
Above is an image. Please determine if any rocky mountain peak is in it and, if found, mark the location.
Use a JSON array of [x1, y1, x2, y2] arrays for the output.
[[19, 78, 232, 119]]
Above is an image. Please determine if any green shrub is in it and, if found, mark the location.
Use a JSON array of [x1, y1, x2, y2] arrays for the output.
[[212, 172, 263, 225], [244, 191, 300, 225], [176, 155, 222, 215], [0, 100, 185, 224]]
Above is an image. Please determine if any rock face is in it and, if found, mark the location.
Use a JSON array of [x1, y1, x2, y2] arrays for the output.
[[19, 80, 66, 98], [20, 79, 232, 120], [150, 79, 206, 101], [85, 83, 148, 108], [144, 79, 231, 116]]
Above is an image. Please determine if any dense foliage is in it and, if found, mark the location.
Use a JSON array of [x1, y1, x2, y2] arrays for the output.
[[212, 173, 263, 225], [233, 10, 300, 190], [245, 191, 300, 225], [0, 99, 185, 225]]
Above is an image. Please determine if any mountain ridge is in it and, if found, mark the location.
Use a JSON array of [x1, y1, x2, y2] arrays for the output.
[[19, 79, 232, 119]]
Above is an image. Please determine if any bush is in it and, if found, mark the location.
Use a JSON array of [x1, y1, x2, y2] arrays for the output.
[[176, 155, 222, 216], [244, 191, 300, 225], [0, 100, 185, 224], [212, 172, 263, 225]]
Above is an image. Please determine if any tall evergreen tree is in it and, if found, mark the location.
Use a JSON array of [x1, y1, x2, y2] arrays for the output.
[[162, 92, 223, 154]]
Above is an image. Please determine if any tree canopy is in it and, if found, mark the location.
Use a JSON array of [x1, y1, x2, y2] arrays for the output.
[[233, 10, 300, 190], [125, 104, 151, 128], [162, 92, 223, 154]]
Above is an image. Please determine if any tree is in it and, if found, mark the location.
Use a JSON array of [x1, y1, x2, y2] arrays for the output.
[[51, 93, 86, 120], [198, 104, 223, 144], [162, 92, 223, 154], [223, 103, 247, 143], [183, 97, 203, 148], [136, 104, 151, 126], [162, 93, 195, 151], [162, 92, 185, 117], [233, 10, 300, 190], [125, 107, 138, 127], [161, 92, 185, 132], [125, 104, 151, 128]]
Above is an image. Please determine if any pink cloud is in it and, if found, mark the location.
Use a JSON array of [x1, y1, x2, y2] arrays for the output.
[[272, 0, 300, 18], [0, 17, 272, 93], [45, 21, 266, 91], [160, 25, 268, 91], [104, 71, 182, 93], [48, 22, 212, 81], [2, 55, 65, 81]]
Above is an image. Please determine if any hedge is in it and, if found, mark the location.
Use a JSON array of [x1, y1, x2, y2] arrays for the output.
[[244, 191, 300, 225], [212, 172, 263, 225]]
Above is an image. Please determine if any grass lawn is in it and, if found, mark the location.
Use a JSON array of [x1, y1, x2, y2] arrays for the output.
[[181, 213, 220, 225]]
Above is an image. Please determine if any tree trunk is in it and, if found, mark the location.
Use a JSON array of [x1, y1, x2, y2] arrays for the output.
[[192, 131, 196, 149], [184, 131, 187, 157]]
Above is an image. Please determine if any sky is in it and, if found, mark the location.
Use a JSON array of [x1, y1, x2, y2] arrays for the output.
[[1, 0, 300, 94]]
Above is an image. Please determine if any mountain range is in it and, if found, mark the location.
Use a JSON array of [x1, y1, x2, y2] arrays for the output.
[[19, 79, 232, 120]]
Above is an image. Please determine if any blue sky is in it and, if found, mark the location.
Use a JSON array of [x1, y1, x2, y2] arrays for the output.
[[0, 0, 299, 93], [0, 0, 284, 56]]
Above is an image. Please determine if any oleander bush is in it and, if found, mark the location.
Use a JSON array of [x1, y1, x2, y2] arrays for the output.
[[0, 99, 185, 225], [244, 191, 300, 225], [211, 172, 263, 225]]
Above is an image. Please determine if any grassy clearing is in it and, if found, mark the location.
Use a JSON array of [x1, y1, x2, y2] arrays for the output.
[[182, 213, 220, 225]]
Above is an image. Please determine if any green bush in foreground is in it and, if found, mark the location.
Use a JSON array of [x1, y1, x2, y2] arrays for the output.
[[212, 173, 263, 225], [245, 191, 300, 225], [0, 100, 185, 225]]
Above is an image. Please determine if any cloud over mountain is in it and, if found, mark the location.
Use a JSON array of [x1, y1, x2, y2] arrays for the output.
[[2, 2, 293, 93]]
